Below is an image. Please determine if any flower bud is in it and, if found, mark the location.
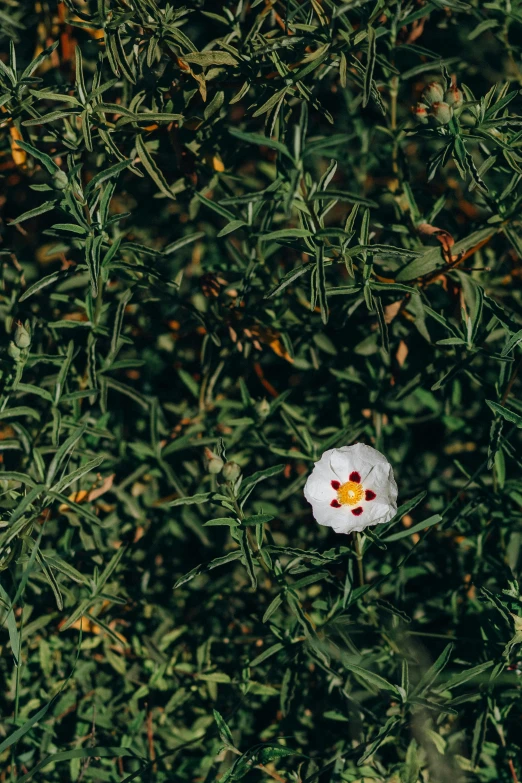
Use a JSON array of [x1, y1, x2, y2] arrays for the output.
[[208, 457, 224, 474], [53, 169, 68, 190], [412, 103, 429, 124], [444, 86, 463, 109], [8, 341, 21, 361], [14, 322, 31, 349], [222, 461, 241, 482], [431, 101, 453, 126], [256, 398, 270, 419], [422, 81, 444, 105]]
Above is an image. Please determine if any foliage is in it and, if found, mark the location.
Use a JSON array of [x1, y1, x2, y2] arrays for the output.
[[1, 0, 522, 780]]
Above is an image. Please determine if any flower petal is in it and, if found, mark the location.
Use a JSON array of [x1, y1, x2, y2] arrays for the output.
[[361, 502, 395, 525], [349, 442, 389, 466], [325, 444, 391, 484], [329, 448, 354, 482], [363, 463, 398, 506], [304, 463, 337, 503], [308, 499, 350, 531]]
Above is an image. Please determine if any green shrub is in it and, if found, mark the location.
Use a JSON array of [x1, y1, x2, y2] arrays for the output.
[[1, 1, 522, 780]]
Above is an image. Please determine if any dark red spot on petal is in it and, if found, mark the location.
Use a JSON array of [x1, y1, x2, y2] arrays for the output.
[[331, 499, 341, 508], [351, 506, 363, 516], [365, 489, 376, 501], [331, 480, 340, 490], [349, 471, 361, 483]]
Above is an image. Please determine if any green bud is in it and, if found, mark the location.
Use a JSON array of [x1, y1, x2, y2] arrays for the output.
[[222, 461, 241, 482], [412, 103, 429, 124], [53, 169, 68, 190], [0, 543, 15, 571], [256, 398, 270, 419], [208, 456, 224, 474], [431, 101, 453, 126], [444, 86, 463, 110], [422, 82, 444, 105], [8, 341, 21, 361], [14, 321, 31, 349]]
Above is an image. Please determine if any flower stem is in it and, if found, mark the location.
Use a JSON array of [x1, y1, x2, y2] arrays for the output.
[[229, 485, 271, 577], [354, 532, 365, 586]]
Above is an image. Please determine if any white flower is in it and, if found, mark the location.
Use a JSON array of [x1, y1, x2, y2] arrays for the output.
[[304, 443, 398, 534]]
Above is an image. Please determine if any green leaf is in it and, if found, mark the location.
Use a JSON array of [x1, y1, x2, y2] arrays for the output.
[[471, 709, 488, 767], [12, 140, 60, 174], [433, 660, 494, 692], [258, 745, 297, 764], [239, 527, 257, 588], [17, 748, 138, 783], [0, 471, 37, 487], [396, 227, 497, 281], [410, 643, 454, 698], [383, 514, 442, 542], [486, 400, 522, 427], [43, 554, 90, 585], [0, 583, 21, 664], [242, 513, 274, 526], [252, 87, 289, 118], [217, 219, 247, 237], [342, 661, 400, 696], [266, 263, 312, 298], [363, 26, 376, 108], [96, 545, 127, 592], [379, 492, 427, 529], [50, 456, 105, 495], [136, 135, 177, 199], [0, 406, 40, 421], [501, 328, 522, 356], [163, 232, 206, 255], [46, 426, 86, 486], [162, 492, 212, 508], [358, 716, 400, 764], [9, 200, 56, 226], [250, 642, 285, 667], [213, 709, 235, 747], [310, 190, 378, 208], [184, 51, 239, 67], [196, 193, 235, 220], [239, 464, 285, 498], [174, 551, 243, 589], [18, 269, 75, 302], [203, 517, 239, 527], [262, 594, 283, 623], [50, 222, 88, 235], [22, 110, 80, 126], [228, 128, 294, 160], [21, 41, 59, 79], [316, 244, 328, 324], [85, 158, 133, 194]]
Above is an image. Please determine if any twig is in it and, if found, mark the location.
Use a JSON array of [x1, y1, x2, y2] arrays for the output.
[[147, 708, 156, 772], [77, 704, 96, 783], [501, 355, 522, 406], [508, 759, 519, 783]]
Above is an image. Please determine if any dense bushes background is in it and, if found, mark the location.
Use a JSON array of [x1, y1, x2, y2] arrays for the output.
[[2, 0, 522, 780]]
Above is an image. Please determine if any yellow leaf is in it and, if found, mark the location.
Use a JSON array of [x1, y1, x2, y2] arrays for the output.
[[9, 126, 26, 167], [59, 490, 89, 513]]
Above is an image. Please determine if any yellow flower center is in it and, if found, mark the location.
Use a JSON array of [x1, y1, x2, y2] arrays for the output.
[[337, 480, 364, 506]]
